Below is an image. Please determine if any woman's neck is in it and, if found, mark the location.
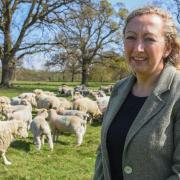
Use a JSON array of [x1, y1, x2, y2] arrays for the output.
[[132, 72, 162, 97]]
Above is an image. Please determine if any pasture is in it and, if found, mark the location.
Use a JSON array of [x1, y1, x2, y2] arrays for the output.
[[0, 81, 114, 180]]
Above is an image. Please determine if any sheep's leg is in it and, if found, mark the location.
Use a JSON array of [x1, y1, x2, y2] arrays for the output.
[[35, 136, 41, 150], [2, 152, 11, 165], [53, 130, 59, 142], [47, 134, 53, 151], [41, 135, 45, 145], [33, 136, 36, 144], [52, 131, 56, 142], [76, 127, 84, 146]]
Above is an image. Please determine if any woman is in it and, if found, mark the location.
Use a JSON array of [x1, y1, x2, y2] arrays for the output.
[[94, 6, 180, 180]]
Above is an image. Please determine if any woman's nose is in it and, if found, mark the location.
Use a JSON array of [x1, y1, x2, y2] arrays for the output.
[[134, 39, 145, 52]]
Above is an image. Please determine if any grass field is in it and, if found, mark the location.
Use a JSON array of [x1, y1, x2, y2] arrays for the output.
[[0, 81, 112, 180]]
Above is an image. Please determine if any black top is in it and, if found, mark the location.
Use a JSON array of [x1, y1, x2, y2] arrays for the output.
[[106, 91, 147, 180]]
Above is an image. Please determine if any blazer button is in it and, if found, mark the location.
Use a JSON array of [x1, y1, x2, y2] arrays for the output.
[[124, 166, 133, 174]]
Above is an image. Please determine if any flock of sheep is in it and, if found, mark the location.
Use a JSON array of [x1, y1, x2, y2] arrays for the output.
[[0, 84, 113, 165]]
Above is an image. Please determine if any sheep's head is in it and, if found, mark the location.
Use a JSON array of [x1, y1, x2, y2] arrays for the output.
[[16, 121, 28, 138], [37, 108, 48, 118]]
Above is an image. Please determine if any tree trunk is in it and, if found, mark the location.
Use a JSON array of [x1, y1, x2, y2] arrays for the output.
[[81, 63, 89, 86], [0, 58, 16, 88], [71, 68, 75, 82], [71, 73, 74, 82]]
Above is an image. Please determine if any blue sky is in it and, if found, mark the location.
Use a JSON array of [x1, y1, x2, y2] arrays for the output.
[[110, 0, 148, 10]]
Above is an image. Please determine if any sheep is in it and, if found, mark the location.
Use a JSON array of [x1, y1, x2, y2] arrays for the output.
[[18, 93, 37, 107], [57, 107, 89, 122], [47, 109, 86, 146], [73, 85, 89, 96], [0, 119, 28, 165], [36, 94, 60, 109], [33, 89, 44, 96], [36, 93, 72, 110], [71, 92, 84, 101], [58, 98, 72, 110], [58, 85, 73, 97], [0, 96, 11, 105], [99, 85, 113, 95], [0, 96, 11, 116], [30, 109, 53, 151], [11, 99, 32, 112], [2, 106, 32, 130], [73, 97, 102, 123], [11, 96, 22, 105], [96, 96, 110, 113]]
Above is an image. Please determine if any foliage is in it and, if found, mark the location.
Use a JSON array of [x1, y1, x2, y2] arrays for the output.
[[47, 0, 128, 85]]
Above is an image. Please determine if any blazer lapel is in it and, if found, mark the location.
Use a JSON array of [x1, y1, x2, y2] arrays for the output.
[[102, 75, 136, 144], [124, 64, 176, 152], [123, 93, 166, 152]]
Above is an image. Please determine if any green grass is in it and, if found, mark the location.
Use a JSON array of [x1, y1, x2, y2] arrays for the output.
[[0, 81, 108, 179]]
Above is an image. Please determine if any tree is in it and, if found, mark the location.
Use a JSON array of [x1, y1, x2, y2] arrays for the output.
[[45, 48, 81, 82], [0, 0, 85, 87], [51, 0, 128, 85]]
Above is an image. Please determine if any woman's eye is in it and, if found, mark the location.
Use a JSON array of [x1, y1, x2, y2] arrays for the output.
[[144, 38, 155, 42], [125, 36, 136, 40]]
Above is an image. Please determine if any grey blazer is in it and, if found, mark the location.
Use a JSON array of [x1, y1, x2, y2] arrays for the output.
[[94, 64, 180, 180]]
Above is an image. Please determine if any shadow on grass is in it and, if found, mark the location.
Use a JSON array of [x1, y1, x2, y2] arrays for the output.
[[11, 140, 30, 152], [55, 140, 71, 146], [90, 121, 102, 127]]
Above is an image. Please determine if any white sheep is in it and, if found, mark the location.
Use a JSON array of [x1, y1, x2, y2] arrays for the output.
[[0, 96, 11, 105], [36, 94, 61, 109], [31, 109, 53, 151], [57, 108, 89, 121], [47, 109, 86, 146], [58, 85, 73, 97], [2, 106, 32, 130], [0, 119, 28, 165], [73, 97, 102, 123], [18, 93, 37, 107], [11, 96, 22, 105], [96, 96, 110, 113]]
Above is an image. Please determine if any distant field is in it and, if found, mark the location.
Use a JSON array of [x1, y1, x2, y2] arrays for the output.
[[0, 81, 113, 179]]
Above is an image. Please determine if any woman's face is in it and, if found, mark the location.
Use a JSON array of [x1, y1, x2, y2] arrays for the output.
[[124, 14, 171, 77]]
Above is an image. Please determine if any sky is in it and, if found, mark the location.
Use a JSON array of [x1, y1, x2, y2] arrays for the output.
[[110, 0, 148, 10]]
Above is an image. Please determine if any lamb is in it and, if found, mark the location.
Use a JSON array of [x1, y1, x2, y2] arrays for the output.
[[2, 106, 32, 130], [47, 109, 86, 146], [11, 96, 22, 105], [30, 109, 53, 151], [73, 97, 102, 123], [11, 99, 32, 112], [57, 108, 89, 121], [99, 85, 113, 95], [96, 96, 110, 113], [73, 85, 90, 96], [36, 94, 60, 109], [58, 85, 73, 97], [58, 98, 72, 110], [71, 92, 84, 101], [0, 96, 11, 105], [0, 119, 28, 165], [18, 93, 37, 107]]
